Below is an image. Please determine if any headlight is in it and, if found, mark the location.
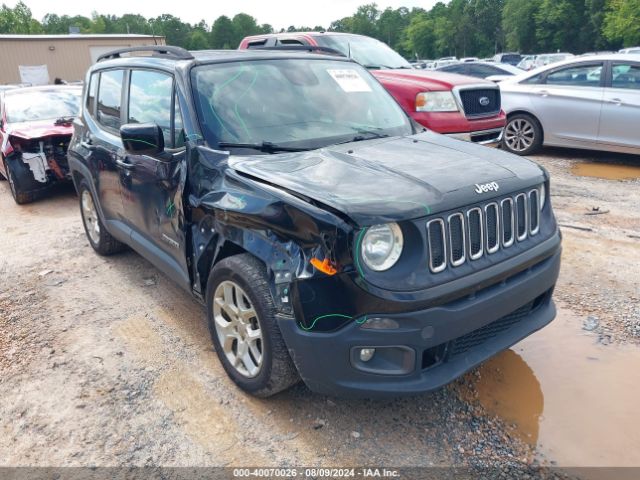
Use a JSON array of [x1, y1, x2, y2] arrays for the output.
[[360, 223, 403, 272], [416, 91, 459, 112], [540, 183, 546, 210]]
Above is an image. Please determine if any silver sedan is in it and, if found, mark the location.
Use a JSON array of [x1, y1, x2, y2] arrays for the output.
[[499, 54, 640, 155]]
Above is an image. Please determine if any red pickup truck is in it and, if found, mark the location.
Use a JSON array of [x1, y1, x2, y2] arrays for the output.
[[239, 32, 506, 145]]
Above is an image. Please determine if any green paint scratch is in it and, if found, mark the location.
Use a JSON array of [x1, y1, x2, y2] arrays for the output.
[[298, 314, 368, 331], [126, 138, 158, 148], [166, 200, 175, 217]]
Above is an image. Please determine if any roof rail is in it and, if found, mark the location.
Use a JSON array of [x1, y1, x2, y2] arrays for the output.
[[250, 45, 346, 57], [97, 45, 194, 63]]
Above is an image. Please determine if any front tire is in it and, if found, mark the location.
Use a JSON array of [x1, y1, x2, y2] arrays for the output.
[[4, 157, 40, 204], [502, 113, 543, 155], [206, 254, 299, 397], [78, 180, 126, 255]]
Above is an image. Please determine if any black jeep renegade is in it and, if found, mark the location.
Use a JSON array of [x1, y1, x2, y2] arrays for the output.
[[68, 46, 561, 397]]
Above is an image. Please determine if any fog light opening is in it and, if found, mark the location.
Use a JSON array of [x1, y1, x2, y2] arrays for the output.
[[359, 348, 376, 362]]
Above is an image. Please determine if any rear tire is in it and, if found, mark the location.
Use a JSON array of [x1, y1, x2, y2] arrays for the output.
[[502, 113, 543, 156], [206, 254, 299, 397], [78, 180, 126, 255], [4, 157, 41, 204]]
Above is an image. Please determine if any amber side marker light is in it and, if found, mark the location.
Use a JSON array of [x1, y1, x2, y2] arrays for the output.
[[310, 258, 338, 276]]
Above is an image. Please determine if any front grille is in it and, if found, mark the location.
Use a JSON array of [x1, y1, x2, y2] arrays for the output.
[[485, 203, 499, 253], [501, 198, 514, 247], [516, 193, 527, 241], [458, 88, 501, 118], [427, 219, 446, 273], [529, 189, 540, 235], [448, 301, 535, 357], [426, 188, 543, 273], [448, 214, 465, 266]]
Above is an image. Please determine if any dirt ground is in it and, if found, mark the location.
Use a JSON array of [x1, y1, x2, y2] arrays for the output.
[[0, 147, 639, 475]]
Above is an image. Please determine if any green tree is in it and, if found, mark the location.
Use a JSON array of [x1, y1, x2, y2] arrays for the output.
[[535, 0, 589, 53], [403, 13, 436, 58], [187, 29, 209, 50], [502, 0, 541, 52], [378, 7, 410, 53], [230, 13, 263, 48], [468, 0, 505, 56], [603, 0, 640, 46], [149, 14, 191, 47], [210, 15, 235, 49], [42, 14, 93, 34], [0, 1, 42, 33]]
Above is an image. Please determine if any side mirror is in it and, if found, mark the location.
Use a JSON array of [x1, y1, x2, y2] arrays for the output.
[[120, 123, 164, 156]]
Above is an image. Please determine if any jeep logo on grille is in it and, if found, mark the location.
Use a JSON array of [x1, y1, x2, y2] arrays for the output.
[[479, 96, 491, 107], [474, 181, 499, 194]]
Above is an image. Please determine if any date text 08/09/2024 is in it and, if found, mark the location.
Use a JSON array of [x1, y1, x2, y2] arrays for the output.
[[233, 468, 400, 478]]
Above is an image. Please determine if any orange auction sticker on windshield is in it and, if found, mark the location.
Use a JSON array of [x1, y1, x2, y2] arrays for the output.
[[327, 69, 372, 92]]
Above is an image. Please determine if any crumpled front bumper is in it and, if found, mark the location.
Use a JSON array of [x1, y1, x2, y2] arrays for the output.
[[278, 235, 561, 397]]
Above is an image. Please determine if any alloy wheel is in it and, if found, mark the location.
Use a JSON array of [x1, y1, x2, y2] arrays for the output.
[[81, 189, 101, 244], [505, 118, 536, 152], [213, 280, 263, 378]]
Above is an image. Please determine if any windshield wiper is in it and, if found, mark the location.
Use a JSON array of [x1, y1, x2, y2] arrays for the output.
[[217, 141, 312, 153], [54, 116, 74, 126], [363, 64, 412, 70], [336, 128, 390, 145], [362, 64, 394, 70]]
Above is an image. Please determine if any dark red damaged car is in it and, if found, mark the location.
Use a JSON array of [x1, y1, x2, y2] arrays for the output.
[[0, 86, 81, 204]]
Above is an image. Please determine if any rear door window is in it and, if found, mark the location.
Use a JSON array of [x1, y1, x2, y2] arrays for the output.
[[97, 70, 124, 130], [545, 64, 603, 87], [611, 63, 640, 90]]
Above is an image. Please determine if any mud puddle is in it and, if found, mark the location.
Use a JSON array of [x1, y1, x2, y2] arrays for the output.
[[468, 307, 640, 468], [571, 161, 640, 180]]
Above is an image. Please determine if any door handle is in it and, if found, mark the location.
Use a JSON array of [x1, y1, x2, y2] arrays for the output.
[[538, 90, 549, 97], [116, 158, 135, 170], [608, 98, 623, 106], [80, 141, 96, 151]]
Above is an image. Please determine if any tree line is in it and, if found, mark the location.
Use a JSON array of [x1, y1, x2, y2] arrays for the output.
[[0, 0, 638, 59]]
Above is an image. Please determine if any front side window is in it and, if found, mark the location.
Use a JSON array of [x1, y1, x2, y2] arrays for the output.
[[6, 89, 81, 123], [97, 70, 124, 130], [611, 63, 640, 90], [173, 92, 185, 148], [545, 64, 602, 87], [128, 70, 173, 145], [191, 59, 412, 152]]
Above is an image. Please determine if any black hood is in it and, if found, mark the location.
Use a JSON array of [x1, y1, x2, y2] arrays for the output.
[[230, 131, 546, 226]]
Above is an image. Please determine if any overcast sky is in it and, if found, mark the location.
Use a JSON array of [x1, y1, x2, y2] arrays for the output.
[[7, 0, 438, 31]]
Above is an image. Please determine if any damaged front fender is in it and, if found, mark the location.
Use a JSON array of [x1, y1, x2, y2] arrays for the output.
[[188, 146, 356, 321]]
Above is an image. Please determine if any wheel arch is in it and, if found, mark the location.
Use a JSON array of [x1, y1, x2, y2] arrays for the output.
[[506, 110, 545, 144]]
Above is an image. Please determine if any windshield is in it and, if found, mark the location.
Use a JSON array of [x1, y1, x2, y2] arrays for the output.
[[314, 35, 412, 69], [6, 89, 80, 123], [191, 59, 412, 152]]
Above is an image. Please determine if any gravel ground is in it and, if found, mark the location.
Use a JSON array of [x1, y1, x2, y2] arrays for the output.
[[535, 148, 640, 343], [1, 147, 638, 477]]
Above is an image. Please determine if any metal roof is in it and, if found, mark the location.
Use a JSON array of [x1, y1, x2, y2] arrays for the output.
[[0, 34, 163, 40]]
